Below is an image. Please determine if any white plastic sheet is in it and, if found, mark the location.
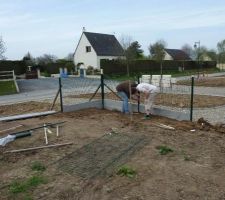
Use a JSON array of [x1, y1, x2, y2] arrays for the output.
[[0, 135, 16, 146]]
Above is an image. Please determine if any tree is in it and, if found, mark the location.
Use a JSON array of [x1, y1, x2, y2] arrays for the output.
[[181, 44, 194, 59], [196, 46, 217, 61], [148, 40, 167, 75], [217, 39, 225, 63], [207, 49, 217, 61], [0, 36, 6, 60], [119, 34, 133, 80], [119, 34, 133, 61], [126, 41, 144, 59], [36, 54, 58, 65], [65, 53, 74, 61], [23, 52, 35, 66]]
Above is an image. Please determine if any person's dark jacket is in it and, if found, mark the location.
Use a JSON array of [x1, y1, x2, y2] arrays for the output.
[[116, 81, 137, 98]]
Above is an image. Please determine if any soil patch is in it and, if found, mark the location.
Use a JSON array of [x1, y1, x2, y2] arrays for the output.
[[0, 101, 60, 116], [1, 109, 225, 200], [177, 76, 225, 87]]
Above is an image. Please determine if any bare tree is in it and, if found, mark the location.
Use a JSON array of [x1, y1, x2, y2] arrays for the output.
[[181, 44, 194, 59], [119, 34, 134, 74], [206, 49, 217, 61], [119, 34, 135, 120], [65, 53, 74, 61], [0, 36, 6, 60], [23, 52, 36, 66], [148, 39, 167, 75], [36, 54, 58, 65], [217, 39, 225, 63], [119, 34, 133, 51]]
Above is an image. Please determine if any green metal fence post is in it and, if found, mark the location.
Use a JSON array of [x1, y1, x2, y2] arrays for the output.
[[190, 76, 194, 121], [137, 75, 140, 113], [100, 69, 104, 109], [59, 77, 63, 112]]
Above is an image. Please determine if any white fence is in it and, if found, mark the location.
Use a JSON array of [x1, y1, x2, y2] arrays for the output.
[[0, 70, 15, 81], [0, 70, 19, 92], [140, 74, 177, 89]]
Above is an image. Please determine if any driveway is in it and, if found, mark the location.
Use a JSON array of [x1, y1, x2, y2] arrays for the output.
[[0, 77, 104, 105]]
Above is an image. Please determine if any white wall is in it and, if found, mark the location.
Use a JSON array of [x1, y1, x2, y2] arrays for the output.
[[74, 33, 98, 68], [74, 33, 125, 69], [217, 63, 225, 70], [164, 52, 173, 60]]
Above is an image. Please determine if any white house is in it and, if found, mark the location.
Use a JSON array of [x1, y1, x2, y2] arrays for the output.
[[164, 49, 191, 61], [74, 31, 125, 69]]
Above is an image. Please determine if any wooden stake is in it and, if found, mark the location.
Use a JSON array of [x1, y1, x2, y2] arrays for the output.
[[4, 142, 73, 153], [151, 122, 175, 130], [56, 125, 59, 137], [44, 124, 48, 144]]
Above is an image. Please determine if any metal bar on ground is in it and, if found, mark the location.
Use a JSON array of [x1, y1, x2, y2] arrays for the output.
[[0, 111, 57, 122]]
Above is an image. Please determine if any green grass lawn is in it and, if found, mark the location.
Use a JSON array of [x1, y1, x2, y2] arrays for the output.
[[0, 80, 17, 95]]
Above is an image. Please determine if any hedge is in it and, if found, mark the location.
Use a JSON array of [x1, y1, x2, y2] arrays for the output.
[[100, 59, 217, 75], [0, 60, 26, 75], [0, 60, 75, 75]]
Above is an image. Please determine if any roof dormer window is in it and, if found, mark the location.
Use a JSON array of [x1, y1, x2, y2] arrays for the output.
[[86, 46, 91, 52]]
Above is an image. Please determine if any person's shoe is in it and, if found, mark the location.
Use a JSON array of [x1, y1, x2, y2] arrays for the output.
[[144, 115, 151, 120]]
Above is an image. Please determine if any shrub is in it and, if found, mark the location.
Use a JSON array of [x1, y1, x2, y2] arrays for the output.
[[31, 161, 46, 172], [117, 165, 136, 178], [156, 145, 173, 155]]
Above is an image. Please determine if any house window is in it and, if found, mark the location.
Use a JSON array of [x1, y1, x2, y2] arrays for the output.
[[86, 46, 91, 52]]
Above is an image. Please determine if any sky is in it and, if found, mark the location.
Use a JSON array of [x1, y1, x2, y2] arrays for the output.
[[0, 0, 225, 60]]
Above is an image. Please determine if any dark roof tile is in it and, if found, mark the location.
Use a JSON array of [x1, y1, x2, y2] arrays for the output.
[[84, 32, 124, 56], [165, 48, 191, 60]]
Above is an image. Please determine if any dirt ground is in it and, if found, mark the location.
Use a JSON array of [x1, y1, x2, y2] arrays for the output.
[[1, 108, 225, 200], [0, 101, 60, 116], [177, 76, 225, 87]]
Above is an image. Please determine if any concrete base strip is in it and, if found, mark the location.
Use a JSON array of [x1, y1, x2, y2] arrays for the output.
[[63, 99, 189, 121], [63, 100, 102, 112], [0, 111, 57, 122]]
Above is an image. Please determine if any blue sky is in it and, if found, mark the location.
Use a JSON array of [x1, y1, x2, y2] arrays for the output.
[[0, 0, 225, 60]]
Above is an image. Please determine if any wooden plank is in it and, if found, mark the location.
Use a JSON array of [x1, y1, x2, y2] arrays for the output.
[[4, 142, 73, 153], [0, 124, 23, 133], [151, 122, 175, 130]]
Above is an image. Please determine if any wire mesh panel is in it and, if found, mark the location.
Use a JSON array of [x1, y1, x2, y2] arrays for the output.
[[102, 76, 192, 117], [61, 77, 102, 105], [104, 78, 120, 101], [58, 133, 148, 179], [176, 76, 225, 124], [60, 75, 213, 123], [0, 77, 62, 115]]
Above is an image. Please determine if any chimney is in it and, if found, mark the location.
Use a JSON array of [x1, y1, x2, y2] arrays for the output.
[[82, 27, 86, 32]]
